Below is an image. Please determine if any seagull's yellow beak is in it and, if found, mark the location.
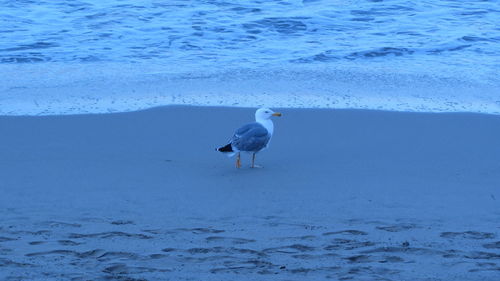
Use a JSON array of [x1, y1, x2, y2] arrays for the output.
[[272, 112, 282, 117]]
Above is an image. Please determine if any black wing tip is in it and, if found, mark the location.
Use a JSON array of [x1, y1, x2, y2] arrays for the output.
[[217, 143, 233, 152]]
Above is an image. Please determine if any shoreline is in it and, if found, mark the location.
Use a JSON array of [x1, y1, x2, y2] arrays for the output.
[[2, 63, 499, 116], [4, 104, 500, 117]]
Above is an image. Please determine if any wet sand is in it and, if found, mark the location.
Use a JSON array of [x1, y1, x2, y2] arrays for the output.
[[1, 106, 499, 280]]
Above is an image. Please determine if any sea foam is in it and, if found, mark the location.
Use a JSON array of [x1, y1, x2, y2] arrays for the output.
[[1, 63, 498, 116]]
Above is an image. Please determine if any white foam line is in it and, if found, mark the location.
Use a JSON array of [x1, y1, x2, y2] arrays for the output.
[[1, 90, 499, 116], [1, 63, 499, 116]]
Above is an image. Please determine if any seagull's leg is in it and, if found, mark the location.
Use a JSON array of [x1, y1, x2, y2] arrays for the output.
[[236, 153, 241, 168], [251, 153, 263, 168]]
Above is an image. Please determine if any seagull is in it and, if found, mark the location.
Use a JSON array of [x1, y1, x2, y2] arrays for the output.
[[217, 108, 282, 168]]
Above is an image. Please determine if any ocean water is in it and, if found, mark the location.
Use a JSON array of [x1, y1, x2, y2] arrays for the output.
[[0, 0, 499, 115]]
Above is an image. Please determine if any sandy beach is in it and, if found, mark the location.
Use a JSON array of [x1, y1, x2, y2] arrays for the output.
[[1, 106, 499, 280]]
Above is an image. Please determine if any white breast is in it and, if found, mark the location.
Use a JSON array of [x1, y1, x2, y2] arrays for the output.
[[257, 119, 274, 136]]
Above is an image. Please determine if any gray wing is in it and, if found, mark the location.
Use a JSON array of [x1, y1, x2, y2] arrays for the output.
[[231, 122, 270, 152]]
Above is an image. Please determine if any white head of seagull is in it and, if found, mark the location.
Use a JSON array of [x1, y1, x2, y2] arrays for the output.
[[217, 107, 282, 168], [255, 108, 282, 136], [255, 107, 281, 120]]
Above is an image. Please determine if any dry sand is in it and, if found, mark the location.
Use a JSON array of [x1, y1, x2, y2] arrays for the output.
[[1, 106, 499, 280]]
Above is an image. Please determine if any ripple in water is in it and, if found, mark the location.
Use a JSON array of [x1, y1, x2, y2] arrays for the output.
[[0, 0, 498, 77]]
